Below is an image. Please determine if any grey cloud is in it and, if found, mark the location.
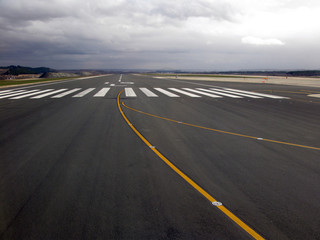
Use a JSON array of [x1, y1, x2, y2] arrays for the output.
[[0, 0, 72, 26], [149, 0, 236, 21], [87, 0, 237, 27], [0, 0, 320, 70]]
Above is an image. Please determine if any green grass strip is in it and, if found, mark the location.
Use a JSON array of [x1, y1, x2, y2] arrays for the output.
[[0, 77, 80, 87]]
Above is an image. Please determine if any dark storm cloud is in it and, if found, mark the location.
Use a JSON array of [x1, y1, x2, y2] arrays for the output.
[[0, 0, 72, 28], [0, 0, 320, 70]]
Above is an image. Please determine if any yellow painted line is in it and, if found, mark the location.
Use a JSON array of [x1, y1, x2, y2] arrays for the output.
[[117, 90, 265, 240], [301, 90, 320, 94], [122, 102, 320, 151]]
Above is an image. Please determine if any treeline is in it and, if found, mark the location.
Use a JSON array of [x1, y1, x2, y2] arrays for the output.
[[287, 71, 320, 77], [0, 65, 55, 75]]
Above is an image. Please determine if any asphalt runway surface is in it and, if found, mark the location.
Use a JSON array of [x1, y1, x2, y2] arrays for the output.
[[0, 74, 320, 239]]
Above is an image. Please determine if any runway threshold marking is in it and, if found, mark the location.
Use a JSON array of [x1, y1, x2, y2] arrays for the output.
[[94, 87, 110, 97], [117, 90, 265, 240], [10, 89, 53, 99], [211, 89, 262, 98], [169, 88, 201, 97], [154, 88, 179, 97], [223, 88, 289, 99], [31, 89, 67, 99], [0, 90, 25, 97], [125, 88, 136, 97], [139, 88, 158, 97], [182, 88, 222, 98], [73, 88, 95, 97], [0, 89, 37, 99], [122, 103, 320, 151], [197, 88, 243, 98], [52, 88, 81, 98]]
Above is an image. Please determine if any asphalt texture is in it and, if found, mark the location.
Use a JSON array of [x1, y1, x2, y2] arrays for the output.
[[0, 74, 320, 239]]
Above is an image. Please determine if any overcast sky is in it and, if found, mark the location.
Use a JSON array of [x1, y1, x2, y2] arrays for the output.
[[1, 0, 320, 71]]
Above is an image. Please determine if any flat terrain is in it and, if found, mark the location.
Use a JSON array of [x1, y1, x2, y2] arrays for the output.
[[0, 74, 320, 239], [152, 74, 320, 88]]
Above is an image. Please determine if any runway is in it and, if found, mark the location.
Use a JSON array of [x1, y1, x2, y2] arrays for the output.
[[0, 74, 319, 239]]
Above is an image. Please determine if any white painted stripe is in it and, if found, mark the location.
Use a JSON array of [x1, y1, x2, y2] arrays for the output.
[[139, 88, 158, 97], [11, 89, 53, 99], [121, 82, 134, 84], [51, 88, 81, 98], [105, 82, 109, 84], [0, 90, 13, 94], [210, 88, 262, 98], [0, 90, 37, 99], [73, 88, 95, 97], [308, 94, 320, 98], [182, 88, 222, 98], [94, 88, 110, 97], [31, 89, 67, 99], [110, 84, 115, 86], [168, 88, 201, 97], [197, 88, 243, 98], [154, 88, 179, 97], [223, 88, 289, 99], [0, 90, 25, 96], [125, 88, 136, 97]]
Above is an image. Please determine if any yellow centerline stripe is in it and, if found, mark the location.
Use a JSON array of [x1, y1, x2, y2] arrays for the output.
[[122, 102, 320, 151], [117, 90, 265, 240]]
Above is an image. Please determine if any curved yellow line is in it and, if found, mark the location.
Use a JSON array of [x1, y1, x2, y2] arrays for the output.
[[122, 102, 320, 151], [117, 91, 265, 240]]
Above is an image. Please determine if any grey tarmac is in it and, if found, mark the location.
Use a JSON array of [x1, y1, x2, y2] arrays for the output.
[[0, 74, 320, 239]]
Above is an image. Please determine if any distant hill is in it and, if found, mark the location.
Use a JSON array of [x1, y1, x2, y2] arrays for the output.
[[40, 71, 101, 78], [0, 68, 8, 75], [0, 65, 55, 75], [40, 72, 80, 78], [286, 70, 320, 77]]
